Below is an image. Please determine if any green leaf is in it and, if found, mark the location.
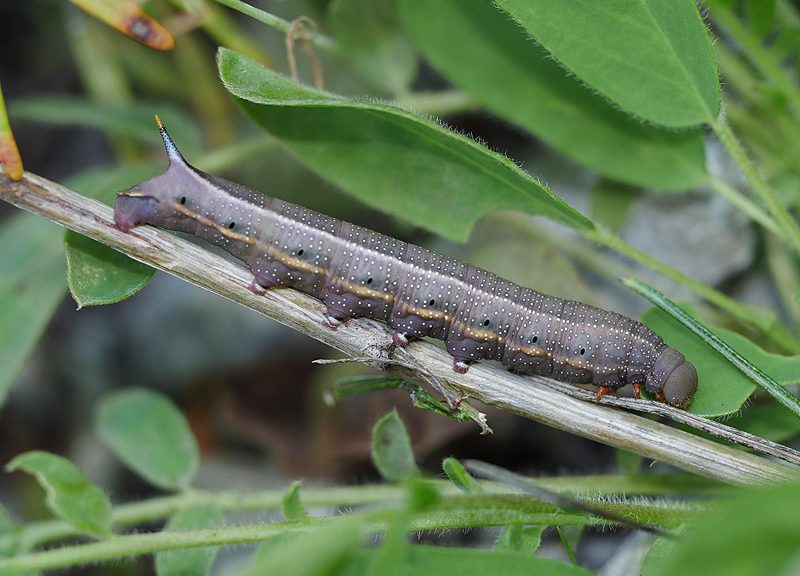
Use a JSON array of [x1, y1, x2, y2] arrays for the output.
[[65, 231, 154, 308], [641, 305, 800, 417], [398, 0, 708, 191], [236, 520, 362, 576], [442, 457, 481, 494], [155, 505, 224, 576], [495, 0, 721, 127], [643, 482, 800, 576], [9, 96, 203, 157], [217, 48, 593, 242], [6, 451, 112, 537], [94, 388, 199, 491], [0, 215, 68, 408], [340, 545, 592, 576], [328, 0, 418, 94], [496, 522, 545, 554], [282, 481, 308, 521], [371, 409, 418, 482]]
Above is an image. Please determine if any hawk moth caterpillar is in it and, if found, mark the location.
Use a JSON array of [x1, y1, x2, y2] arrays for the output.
[[114, 118, 698, 408]]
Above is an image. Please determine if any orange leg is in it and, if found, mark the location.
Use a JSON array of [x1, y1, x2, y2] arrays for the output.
[[632, 382, 642, 399], [656, 392, 666, 404], [595, 386, 611, 402]]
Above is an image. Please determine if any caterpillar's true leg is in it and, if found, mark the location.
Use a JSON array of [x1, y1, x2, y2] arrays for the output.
[[632, 382, 642, 399], [595, 386, 611, 402]]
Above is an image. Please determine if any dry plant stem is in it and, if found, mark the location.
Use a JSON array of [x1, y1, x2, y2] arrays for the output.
[[542, 379, 800, 466], [1, 170, 798, 486]]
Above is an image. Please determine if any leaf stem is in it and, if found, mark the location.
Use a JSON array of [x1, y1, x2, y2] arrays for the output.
[[210, 0, 337, 52], [623, 277, 800, 420], [710, 116, 800, 258]]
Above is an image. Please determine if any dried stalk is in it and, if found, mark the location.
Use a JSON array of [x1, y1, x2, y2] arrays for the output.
[[1, 169, 798, 486]]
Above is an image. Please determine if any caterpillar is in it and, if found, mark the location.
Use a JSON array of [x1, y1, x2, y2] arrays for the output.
[[114, 118, 698, 408]]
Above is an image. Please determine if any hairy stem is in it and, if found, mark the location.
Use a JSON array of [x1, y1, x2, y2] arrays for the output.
[[13, 476, 712, 550], [1, 494, 700, 573]]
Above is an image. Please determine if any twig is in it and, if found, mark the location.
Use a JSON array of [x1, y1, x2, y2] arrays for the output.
[[542, 379, 800, 466], [1, 169, 798, 486]]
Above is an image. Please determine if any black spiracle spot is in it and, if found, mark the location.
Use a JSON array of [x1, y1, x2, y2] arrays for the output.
[[366, 277, 373, 285], [228, 221, 236, 229], [579, 347, 586, 356], [179, 196, 187, 205], [482, 319, 490, 327], [297, 249, 304, 256], [532, 335, 538, 343], [428, 299, 435, 306]]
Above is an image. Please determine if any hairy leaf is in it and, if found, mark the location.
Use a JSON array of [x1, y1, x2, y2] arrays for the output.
[[399, 0, 708, 190], [495, 0, 721, 127], [217, 48, 593, 242]]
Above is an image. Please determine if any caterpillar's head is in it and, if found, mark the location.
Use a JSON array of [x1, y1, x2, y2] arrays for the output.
[[114, 189, 161, 232], [114, 115, 191, 232], [645, 347, 698, 408]]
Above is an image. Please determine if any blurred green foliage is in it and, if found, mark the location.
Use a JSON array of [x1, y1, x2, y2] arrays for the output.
[[0, 0, 800, 574]]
